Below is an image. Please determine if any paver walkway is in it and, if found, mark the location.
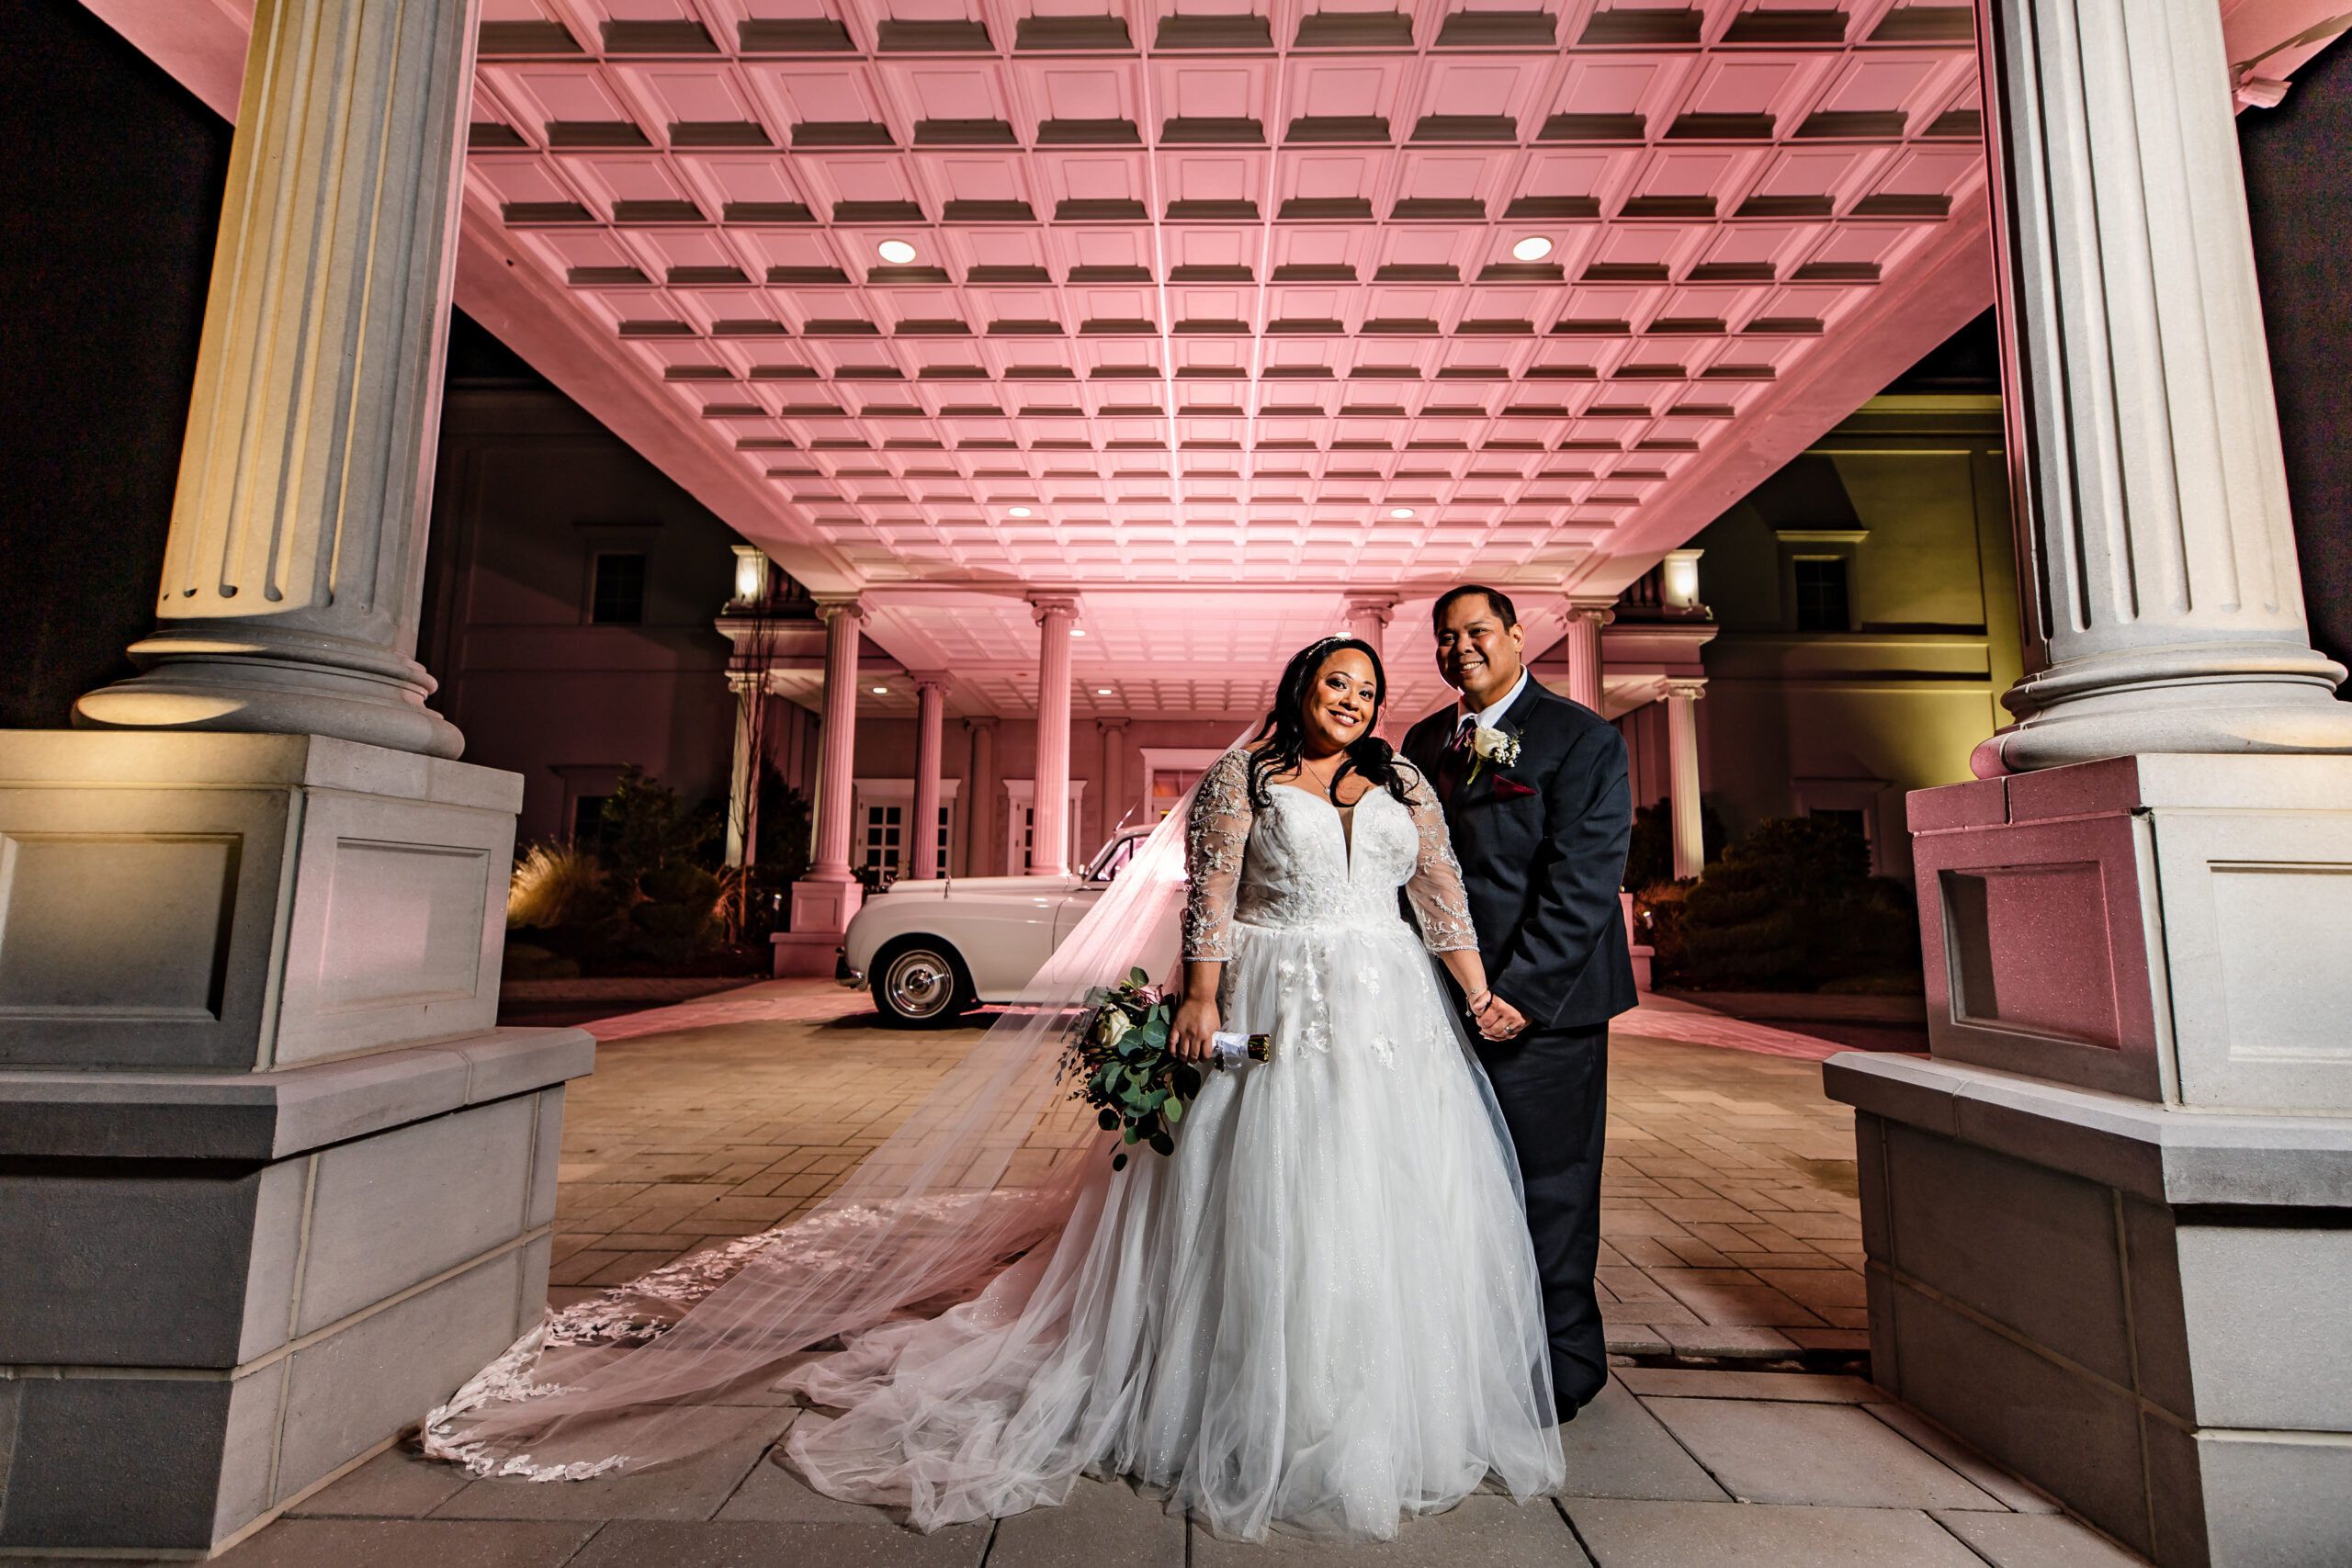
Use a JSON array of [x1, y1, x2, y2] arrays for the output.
[[548, 982, 1871, 1365], [113, 982, 2153, 1566]]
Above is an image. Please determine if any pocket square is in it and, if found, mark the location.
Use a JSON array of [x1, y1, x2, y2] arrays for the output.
[[1494, 776, 1539, 800]]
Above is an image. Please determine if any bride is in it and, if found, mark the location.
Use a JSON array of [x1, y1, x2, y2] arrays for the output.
[[775, 636, 1565, 1539]]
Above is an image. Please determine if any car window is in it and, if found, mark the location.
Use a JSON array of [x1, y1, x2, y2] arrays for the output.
[[1088, 834, 1139, 882]]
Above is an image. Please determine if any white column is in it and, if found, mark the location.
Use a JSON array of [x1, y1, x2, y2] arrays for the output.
[[909, 672, 949, 880], [1098, 716, 1130, 840], [723, 671, 763, 869], [1343, 596, 1396, 738], [1562, 600, 1613, 712], [74, 0, 480, 759], [1973, 0, 2352, 774], [808, 601, 863, 884], [1666, 679, 1705, 880], [1029, 598, 1077, 876], [965, 716, 998, 874]]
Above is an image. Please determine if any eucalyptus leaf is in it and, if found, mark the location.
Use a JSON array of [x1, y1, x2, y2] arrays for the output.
[[1148, 1133, 1174, 1156], [1112, 1152, 1128, 1172], [1164, 1097, 1183, 1124]]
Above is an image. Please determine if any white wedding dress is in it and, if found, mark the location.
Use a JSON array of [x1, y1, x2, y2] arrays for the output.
[[781, 747, 1565, 1540]]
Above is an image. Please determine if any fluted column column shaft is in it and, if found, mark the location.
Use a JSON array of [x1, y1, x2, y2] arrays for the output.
[[75, 0, 481, 759], [1563, 603, 1612, 713], [966, 717, 997, 875], [1973, 0, 2352, 773], [1666, 681, 1705, 881], [910, 674, 949, 881], [1343, 597, 1396, 739], [1030, 600, 1077, 877], [724, 673, 763, 869], [809, 602, 863, 884]]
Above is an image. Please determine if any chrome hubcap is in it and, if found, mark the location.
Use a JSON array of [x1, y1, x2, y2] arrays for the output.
[[884, 951, 955, 1018]]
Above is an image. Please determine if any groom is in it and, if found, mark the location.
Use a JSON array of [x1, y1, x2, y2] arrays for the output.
[[1403, 585, 1636, 1422]]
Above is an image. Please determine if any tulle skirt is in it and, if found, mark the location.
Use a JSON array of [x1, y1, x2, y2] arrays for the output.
[[779, 916, 1566, 1540]]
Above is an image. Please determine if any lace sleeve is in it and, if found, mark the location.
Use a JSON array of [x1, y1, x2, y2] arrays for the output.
[[1401, 768, 1480, 954], [1182, 749, 1254, 962]]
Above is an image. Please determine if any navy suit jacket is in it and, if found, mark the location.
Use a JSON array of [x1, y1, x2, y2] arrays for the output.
[[1403, 680, 1638, 1031]]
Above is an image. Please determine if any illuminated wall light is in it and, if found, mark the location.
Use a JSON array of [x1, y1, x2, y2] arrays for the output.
[[1511, 235, 1555, 262], [876, 239, 918, 265], [1662, 547, 1704, 608]]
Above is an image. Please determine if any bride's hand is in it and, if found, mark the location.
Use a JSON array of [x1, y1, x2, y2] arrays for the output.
[[1170, 996, 1220, 1062]]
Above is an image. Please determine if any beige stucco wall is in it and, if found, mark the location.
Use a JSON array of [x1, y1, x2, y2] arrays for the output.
[[1688, 394, 2022, 879]]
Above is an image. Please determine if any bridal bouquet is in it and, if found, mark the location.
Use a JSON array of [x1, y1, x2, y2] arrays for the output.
[[1061, 970, 1267, 1171]]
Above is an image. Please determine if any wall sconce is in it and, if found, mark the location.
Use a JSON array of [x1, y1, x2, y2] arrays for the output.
[[1661, 547, 1704, 609]]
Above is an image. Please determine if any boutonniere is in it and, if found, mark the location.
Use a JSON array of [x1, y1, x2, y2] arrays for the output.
[[1464, 726, 1521, 785]]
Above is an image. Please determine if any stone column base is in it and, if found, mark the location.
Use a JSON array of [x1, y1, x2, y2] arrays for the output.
[[1826, 1052, 2352, 1568], [774, 877, 861, 978], [0, 1029, 593, 1555]]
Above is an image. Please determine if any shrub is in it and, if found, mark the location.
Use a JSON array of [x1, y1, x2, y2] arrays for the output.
[[507, 843, 605, 931], [598, 767, 725, 964], [1669, 816, 1919, 989], [1623, 798, 1726, 890]]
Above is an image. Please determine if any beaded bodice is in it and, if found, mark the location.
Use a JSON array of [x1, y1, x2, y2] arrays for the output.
[[1182, 747, 1476, 961]]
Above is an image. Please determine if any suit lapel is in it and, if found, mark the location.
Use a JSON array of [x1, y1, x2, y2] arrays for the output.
[[1462, 679, 1541, 804]]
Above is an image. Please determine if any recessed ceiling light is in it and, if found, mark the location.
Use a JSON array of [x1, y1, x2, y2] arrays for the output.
[[876, 239, 917, 265], [1007, 505, 1033, 517], [1389, 506, 1417, 519], [1097, 687, 1114, 695], [1511, 236, 1555, 263], [1070, 627, 1087, 637], [871, 686, 888, 695]]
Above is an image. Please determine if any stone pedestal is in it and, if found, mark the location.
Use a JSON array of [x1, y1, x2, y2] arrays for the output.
[[1830, 1055, 2352, 1568], [0, 732, 593, 1554], [773, 878, 861, 978], [1826, 754, 2352, 1567]]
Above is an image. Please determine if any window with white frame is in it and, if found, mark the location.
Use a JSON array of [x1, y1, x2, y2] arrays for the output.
[[850, 777, 961, 883]]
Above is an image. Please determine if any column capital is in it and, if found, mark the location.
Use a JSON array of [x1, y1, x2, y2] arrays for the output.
[[725, 670, 768, 696], [1030, 596, 1080, 625], [1342, 593, 1397, 623], [1097, 716, 1132, 732], [907, 670, 954, 695], [813, 597, 866, 624], [965, 714, 1000, 732], [1566, 598, 1617, 626], [1665, 678, 1708, 702]]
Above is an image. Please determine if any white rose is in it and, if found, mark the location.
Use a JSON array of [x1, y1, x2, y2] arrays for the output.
[[1096, 1008, 1132, 1048], [1469, 728, 1520, 766]]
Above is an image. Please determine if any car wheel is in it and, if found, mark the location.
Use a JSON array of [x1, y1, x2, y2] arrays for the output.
[[871, 938, 974, 1027]]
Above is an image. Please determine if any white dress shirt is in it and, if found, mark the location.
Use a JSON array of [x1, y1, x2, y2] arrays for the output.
[[1453, 668, 1530, 741]]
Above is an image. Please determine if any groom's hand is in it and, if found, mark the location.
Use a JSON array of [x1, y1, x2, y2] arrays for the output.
[[1475, 992, 1530, 1042]]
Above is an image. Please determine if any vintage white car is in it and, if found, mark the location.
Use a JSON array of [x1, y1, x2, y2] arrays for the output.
[[844, 826, 1179, 1025]]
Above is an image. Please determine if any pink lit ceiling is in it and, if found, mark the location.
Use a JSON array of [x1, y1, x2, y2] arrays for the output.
[[92, 0, 2034, 720]]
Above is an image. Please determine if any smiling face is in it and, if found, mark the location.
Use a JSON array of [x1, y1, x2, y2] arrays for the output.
[[1435, 592, 1527, 710], [1299, 647, 1379, 755]]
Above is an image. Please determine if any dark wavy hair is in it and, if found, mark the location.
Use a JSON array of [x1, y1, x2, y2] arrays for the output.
[[1245, 637, 1415, 809]]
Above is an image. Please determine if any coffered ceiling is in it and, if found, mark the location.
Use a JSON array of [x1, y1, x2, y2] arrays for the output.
[[92, 0, 2017, 718]]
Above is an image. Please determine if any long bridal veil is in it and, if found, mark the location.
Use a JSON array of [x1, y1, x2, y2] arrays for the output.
[[425, 778, 1202, 1480]]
